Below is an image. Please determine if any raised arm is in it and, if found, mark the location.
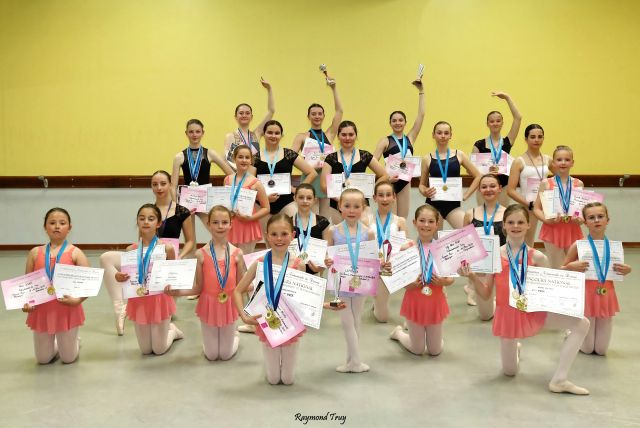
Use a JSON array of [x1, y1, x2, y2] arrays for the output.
[[373, 137, 390, 161], [406, 79, 426, 142], [252, 78, 275, 140], [325, 78, 343, 141], [491, 91, 522, 144]]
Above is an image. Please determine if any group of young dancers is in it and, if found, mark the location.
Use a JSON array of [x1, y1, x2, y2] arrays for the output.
[[13, 74, 632, 395]]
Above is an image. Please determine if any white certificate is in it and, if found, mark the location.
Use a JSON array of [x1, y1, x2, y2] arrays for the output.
[[404, 156, 422, 178], [430, 224, 488, 276], [258, 173, 291, 195], [470, 152, 511, 175], [327, 239, 379, 261], [514, 266, 585, 318], [288, 237, 328, 267], [381, 247, 422, 294], [576, 240, 624, 281], [429, 177, 463, 201], [148, 259, 197, 292], [254, 263, 327, 329], [120, 245, 166, 266], [1, 269, 55, 310], [52, 265, 104, 298], [206, 186, 257, 217], [438, 229, 500, 274], [326, 173, 376, 198], [178, 185, 210, 213], [120, 246, 167, 299]]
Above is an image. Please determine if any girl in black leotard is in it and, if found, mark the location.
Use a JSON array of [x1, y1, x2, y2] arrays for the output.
[[373, 77, 425, 219], [418, 121, 482, 230], [290, 184, 330, 275]]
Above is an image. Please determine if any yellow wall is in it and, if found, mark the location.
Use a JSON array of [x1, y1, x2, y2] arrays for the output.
[[1, 0, 639, 176]]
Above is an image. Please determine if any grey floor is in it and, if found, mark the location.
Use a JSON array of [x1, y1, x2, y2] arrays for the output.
[[0, 250, 639, 428]]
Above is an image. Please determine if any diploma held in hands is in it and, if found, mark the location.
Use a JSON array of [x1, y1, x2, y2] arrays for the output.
[[207, 186, 257, 217], [328, 255, 379, 295], [1, 270, 56, 310], [438, 229, 501, 274], [385, 154, 416, 182], [429, 177, 463, 201], [326, 173, 376, 198], [302, 138, 334, 169], [288, 237, 328, 267], [510, 266, 585, 318], [258, 173, 291, 195], [577, 239, 624, 282], [429, 224, 488, 276], [178, 185, 209, 213], [471, 152, 511, 175], [148, 259, 197, 292], [51, 265, 104, 298], [381, 247, 422, 294]]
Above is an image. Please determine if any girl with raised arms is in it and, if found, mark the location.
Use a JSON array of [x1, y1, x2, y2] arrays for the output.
[[165, 206, 246, 361], [290, 74, 343, 217], [418, 121, 481, 230], [506, 124, 553, 246], [373, 77, 425, 218], [233, 214, 306, 385], [21, 208, 89, 364], [460, 204, 590, 395]]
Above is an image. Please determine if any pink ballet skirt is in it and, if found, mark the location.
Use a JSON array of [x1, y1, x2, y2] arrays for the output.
[[584, 280, 619, 318], [538, 177, 584, 249], [196, 246, 240, 327], [400, 284, 449, 326], [125, 242, 176, 325], [493, 251, 547, 339], [224, 175, 263, 245], [26, 245, 85, 334], [254, 256, 305, 347]]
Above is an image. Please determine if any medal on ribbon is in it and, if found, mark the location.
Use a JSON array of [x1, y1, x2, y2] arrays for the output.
[[263, 250, 290, 330], [230, 173, 247, 212], [392, 134, 409, 169], [435, 148, 450, 191], [136, 236, 158, 296], [45, 240, 68, 295], [506, 242, 528, 311], [488, 135, 503, 167], [210, 242, 231, 304], [263, 148, 279, 188], [296, 213, 313, 263], [340, 149, 355, 188], [555, 175, 572, 221], [187, 147, 203, 186], [309, 129, 326, 154], [483, 203, 500, 235], [588, 234, 610, 295], [418, 240, 434, 296], [343, 221, 362, 289]]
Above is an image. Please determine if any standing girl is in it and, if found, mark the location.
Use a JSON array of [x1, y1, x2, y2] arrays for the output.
[[254, 120, 317, 225], [291, 183, 331, 275], [320, 121, 389, 225], [290, 74, 343, 217], [171, 119, 234, 237], [22, 208, 89, 364], [390, 204, 453, 356], [224, 145, 271, 255], [561, 202, 632, 355], [461, 204, 590, 395], [462, 174, 506, 311], [370, 180, 407, 323], [373, 77, 426, 218], [165, 206, 246, 361], [115, 204, 183, 355], [471, 92, 522, 205], [324, 189, 377, 373], [506, 124, 553, 246], [223, 78, 275, 170], [418, 121, 481, 229], [234, 214, 306, 385], [533, 145, 584, 268]]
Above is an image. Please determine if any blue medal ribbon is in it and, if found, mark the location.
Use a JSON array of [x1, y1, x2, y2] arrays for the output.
[[392, 134, 409, 160], [506, 243, 528, 295], [309, 129, 326, 153], [210, 242, 231, 291], [483, 203, 499, 235], [263, 148, 278, 178], [435, 148, 450, 185], [375, 210, 392, 249], [418, 240, 434, 284], [488, 135, 503, 165], [296, 213, 313, 253], [587, 234, 610, 284], [230, 173, 247, 211], [161, 201, 173, 229], [137, 236, 158, 286], [237, 128, 253, 147], [45, 240, 68, 282], [263, 250, 290, 311], [340, 149, 356, 179], [555, 175, 572, 215], [186, 147, 203, 182], [342, 221, 361, 274]]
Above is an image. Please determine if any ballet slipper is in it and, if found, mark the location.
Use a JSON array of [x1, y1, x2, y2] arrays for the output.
[[548, 380, 589, 395], [403, 321, 408, 330], [170, 323, 184, 340], [464, 285, 477, 306], [336, 362, 370, 373], [389, 325, 403, 341], [237, 324, 256, 333], [114, 300, 127, 336]]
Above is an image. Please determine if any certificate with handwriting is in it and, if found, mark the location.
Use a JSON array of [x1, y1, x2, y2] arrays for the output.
[[429, 177, 463, 202], [429, 224, 488, 276], [148, 259, 197, 292], [513, 266, 585, 318], [52, 265, 104, 298], [1, 269, 55, 310]]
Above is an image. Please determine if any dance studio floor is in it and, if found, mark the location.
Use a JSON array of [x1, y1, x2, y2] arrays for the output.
[[0, 250, 638, 428]]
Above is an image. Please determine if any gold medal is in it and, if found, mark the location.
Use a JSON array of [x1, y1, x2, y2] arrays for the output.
[[47, 286, 55, 296], [350, 275, 361, 288], [218, 292, 228, 303], [190, 181, 198, 187], [136, 287, 146, 297], [265, 310, 281, 329], [299, 252, 309, 263], [511, 290, 520, 299], [378, 251, 384, 259], [319, 154, 327, 161], [442, 185, 448, 192], [421, 286, 433, 296], [596, 286, 607, 296], [563, 215, 571, 223], [515, 295, 527, 312]]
